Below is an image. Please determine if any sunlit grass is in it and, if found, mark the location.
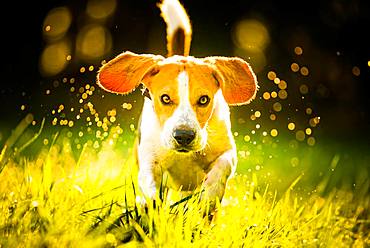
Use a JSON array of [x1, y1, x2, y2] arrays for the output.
[[0, 126, 369, 247]]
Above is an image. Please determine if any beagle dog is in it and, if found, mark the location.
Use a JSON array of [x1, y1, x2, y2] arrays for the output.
[[97, 0, 258, 205]]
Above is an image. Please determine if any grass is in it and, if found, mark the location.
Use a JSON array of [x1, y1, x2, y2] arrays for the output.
[[0, 122, 369, 247]]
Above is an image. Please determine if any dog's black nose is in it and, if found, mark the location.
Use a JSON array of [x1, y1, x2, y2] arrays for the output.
[[173, 129, 195, 146]]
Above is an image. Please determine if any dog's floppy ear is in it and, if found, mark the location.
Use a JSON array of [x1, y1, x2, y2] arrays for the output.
[[97, 51, 164, 94], [203, 56, 258, 105]]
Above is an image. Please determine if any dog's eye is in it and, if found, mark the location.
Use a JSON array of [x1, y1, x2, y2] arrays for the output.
[[160, 94, 171, 104], [198, 95, 210, 106]]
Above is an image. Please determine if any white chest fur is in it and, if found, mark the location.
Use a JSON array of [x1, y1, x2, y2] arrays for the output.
[[138, 90, 237, 195]]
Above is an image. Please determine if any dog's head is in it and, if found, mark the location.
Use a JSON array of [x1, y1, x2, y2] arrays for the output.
[[97, 51, 257, 153]]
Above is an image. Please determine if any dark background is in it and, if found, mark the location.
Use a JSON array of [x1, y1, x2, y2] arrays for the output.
[[1, 0, 369, 147]]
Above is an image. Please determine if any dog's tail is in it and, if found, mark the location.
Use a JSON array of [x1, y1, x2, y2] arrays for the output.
[[158, 0, 192, 57]]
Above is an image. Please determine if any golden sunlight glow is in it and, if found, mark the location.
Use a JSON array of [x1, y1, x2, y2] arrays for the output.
[[43, 7, 72, 40]]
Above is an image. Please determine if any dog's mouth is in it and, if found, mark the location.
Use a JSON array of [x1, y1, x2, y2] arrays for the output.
[[176, 148, 190, 153], [175, 145, 202, 153]]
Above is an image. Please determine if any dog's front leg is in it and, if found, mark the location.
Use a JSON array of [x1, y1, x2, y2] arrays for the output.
[[202, 149, 237, 203], [138, 163, 158, 200], [138, 145, 164, 201]]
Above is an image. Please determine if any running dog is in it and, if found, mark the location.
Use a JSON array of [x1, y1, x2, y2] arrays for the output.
[[97, 0, 258, 205]]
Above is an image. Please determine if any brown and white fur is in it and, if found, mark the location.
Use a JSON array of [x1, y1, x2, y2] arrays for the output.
[[97, 0, 258, 205]]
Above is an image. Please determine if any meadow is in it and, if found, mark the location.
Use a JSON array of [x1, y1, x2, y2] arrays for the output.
[[1, 117, 369, 247], [1, 0, 369, 246]]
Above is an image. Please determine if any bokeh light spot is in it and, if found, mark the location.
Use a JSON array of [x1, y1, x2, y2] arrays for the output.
[[263, 92, 271, 100], [87, 0, 117, 20], [307, 137, 316, 146], [278, 90, 288, 99], [295, 130, 305, 141], [288, 122, 295, 131], [40, 40, 71, 76], [122, 103, 133, 110], [289, 140, 298, 149], [309, 117, 320, 127], [233, 19, 270, 51], [305, 128, 312, 135], [291, 63, 299, 72], [267, 71, 276, 80], [273, 102, 282, 112], [306, 107, 312, 115], [294, 46, 303, 55], [299, 84, 309, 94], [76, 24, 112, 61], [43, 7, 72, 40], [352, 66, 360, 76], [270, 129, 278, 137], [300, 66, 309, 76], [291, 157, 299, 167], [278, 80, 287, 90]]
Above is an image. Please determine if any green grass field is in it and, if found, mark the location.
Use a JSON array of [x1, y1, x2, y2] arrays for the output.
[[1, 118, 369, 247]]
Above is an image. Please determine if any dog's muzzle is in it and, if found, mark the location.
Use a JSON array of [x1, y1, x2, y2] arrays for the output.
[[173, 129, 195, 152]]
